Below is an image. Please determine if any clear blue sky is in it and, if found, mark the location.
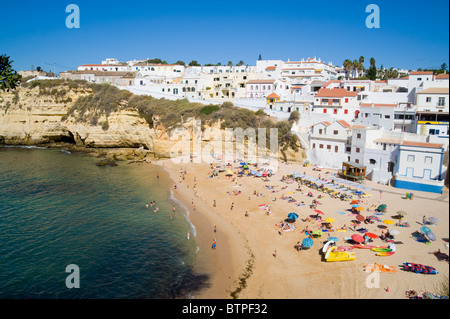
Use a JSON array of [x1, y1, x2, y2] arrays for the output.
[[1, 0, 448, 73]]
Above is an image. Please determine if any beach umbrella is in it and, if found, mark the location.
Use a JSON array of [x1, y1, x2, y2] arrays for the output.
[[383, 220, 394, 225], [356, 214, 365, 222], [389, 229, 400, 235], [377, 204, 387, 211], [352, 234, 364, 243], [355, 207, 364, 212], [288, 213, 299, 221], [302, 238, 314, 248], [314, 210, 324, 215], [365, 232, 378, 239], [351, 204, 360, 208], [324, 218, 335, 223], [242, 165, 249, 170], [327, 236, 339, 242], [225, 170, 234, 176], [428, 217, 438, 224], [396, 211, 407, 217]]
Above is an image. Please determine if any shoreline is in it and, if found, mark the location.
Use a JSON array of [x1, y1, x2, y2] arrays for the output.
[[155, 158, 449, 299], [157, 159, 252, 299], [3, 144, 448, 299]]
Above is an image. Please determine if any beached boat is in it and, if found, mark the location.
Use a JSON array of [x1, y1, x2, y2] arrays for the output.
[[324, 246, 356, 262]]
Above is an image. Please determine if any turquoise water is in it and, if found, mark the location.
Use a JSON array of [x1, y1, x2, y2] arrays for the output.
[[0, 147, 205, 299]]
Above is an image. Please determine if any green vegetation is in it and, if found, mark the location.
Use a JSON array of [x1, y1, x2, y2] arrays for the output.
[[18, 80, 300, 153], [0, 54, 21, 92]]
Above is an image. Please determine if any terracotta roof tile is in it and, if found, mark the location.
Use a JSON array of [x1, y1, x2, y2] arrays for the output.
[[316, 88, 357, 98]]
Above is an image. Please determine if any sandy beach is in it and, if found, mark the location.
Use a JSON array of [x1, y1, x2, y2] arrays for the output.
[[156, 158, 449, 299]]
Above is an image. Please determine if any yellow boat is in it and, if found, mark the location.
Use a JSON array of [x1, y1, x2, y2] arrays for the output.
[[325, 246, 356, 262]]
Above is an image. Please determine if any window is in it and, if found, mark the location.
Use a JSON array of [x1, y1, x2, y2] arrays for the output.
[[319, 144, 324, 149], [335, 146, 339, 153], [426, 97, 432, 103], [334, 109, 338, 114], [356, 148, 360, 153], [333, 130, 338, 135], [407, 155, 415, 163], [345, 98, 349, 103], [439, 97, 445, 106], [344, 109, 348, 114], [312, 143, 316, 149], [323, 109, 327, 114], [385, 115, 390, 119], [355, 159, 360, 164], [425, 156, 432, 164], [346, 147, 351, 152], [319, 129, 323, 134], [327, 145, 331, 150], [429, 129, 436, 135], [369, 159, 377, 165], [357, 133, 361, 139]]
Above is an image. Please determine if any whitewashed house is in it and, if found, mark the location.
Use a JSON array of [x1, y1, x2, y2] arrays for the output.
[[308, 120, 352, 168], [394, 141, 445, 193]]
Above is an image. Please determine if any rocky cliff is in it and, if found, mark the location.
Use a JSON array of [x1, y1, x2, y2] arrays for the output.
[[0, 81, 304, 163]]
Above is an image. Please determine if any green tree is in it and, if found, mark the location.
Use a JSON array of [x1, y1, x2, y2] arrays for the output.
[[441, 63, 448, 71], [237, 60, 245, 66], [288, 110, 300, 123], [188, 60, 201, 66], [343, 59, 353, 79], [359, 56, 365, 67], [0, 54, 21, 92], [258, 54, 262, 61], [227, 61, 233, 67], [366, 58, 377, 80], [174, 60, 185, 66]]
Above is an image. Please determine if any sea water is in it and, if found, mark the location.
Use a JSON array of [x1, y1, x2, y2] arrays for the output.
[[0, 147, 206, 299]]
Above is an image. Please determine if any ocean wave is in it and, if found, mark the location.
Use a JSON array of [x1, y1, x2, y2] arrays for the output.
[[169, 189, 197, 237], [2, 145, 47, 150]]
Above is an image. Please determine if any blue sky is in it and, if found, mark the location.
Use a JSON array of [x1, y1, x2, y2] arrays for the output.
[[1, 0, 448, 73]]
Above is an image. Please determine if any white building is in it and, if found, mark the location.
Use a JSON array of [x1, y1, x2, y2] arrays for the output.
[[394, 141, 445, 193], [415, 87, 449, 141], [311, 88, 359, 121]]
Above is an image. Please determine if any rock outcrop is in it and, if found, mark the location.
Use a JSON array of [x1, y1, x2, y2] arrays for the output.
[[0, 83, 304, 163]]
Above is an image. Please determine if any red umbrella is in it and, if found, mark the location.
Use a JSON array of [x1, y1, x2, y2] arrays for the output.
[[356, 214, 365, 222], [352, 234, 364, 243], [314, 210, 324, 215], [365, 232, 378, 239]]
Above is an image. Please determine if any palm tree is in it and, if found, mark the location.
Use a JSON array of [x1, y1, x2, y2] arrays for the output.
[[359, 56, 365, 65], [227, 61, 233, 67], [343, 59, 353, 79]]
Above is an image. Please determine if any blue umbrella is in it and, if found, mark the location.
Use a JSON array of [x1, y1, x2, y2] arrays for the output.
[[327, 236, 339, 242], [288, 213, 299, 220], [351, 204, 360, 208], [302, 238, 314, 248]]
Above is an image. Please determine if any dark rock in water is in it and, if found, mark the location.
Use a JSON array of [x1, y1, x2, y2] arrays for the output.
[[96, 159, 118, 167]]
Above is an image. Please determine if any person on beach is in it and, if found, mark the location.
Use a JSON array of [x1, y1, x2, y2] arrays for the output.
[[230, 203, 234, 210], [212, 239, 217, 250], [214, 226, 216, 233], [213, 200, 216, 207], [245, 211, 249, 217], [146, 203, 149, 208]]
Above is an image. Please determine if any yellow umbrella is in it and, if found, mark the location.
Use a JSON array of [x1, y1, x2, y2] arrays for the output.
[[355, 207, 364, 211], [225, 170, 234, 176], [324, 218, 335, 223], [383, 220, 394, 225]]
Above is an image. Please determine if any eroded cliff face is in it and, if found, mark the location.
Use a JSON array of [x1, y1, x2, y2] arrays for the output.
[[0, 84, 304, 162], [0, 85, 178, 157]]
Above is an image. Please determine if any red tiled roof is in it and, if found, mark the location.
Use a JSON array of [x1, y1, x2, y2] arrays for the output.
[[337, 120, 351, 128], [401, 141, 443, 148], [322, 121, 331, 126], [410, 71, 433, 75], [266, 93, 280, 99], [316, 88, 357, 98], [322, 80, 341, 88], [265, 66, 277, 70], [435, 73, 449, 79]]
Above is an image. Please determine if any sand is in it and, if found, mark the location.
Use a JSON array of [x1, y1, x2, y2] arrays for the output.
[[156, 158, 449, 299]]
